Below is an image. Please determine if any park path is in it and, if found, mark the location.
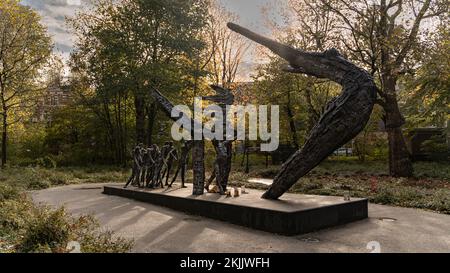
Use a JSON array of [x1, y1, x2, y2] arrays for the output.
[[31, 183, 450, 253]]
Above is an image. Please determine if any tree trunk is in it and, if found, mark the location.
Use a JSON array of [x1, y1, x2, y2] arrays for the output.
[[240, 140, 246, 167], [134, 96, 145, 145], [245, 147, 250, 174], [383, 90, 413, 177], [354, 136, 367, 162], [386, 127, 413, 176], [211, 140, 233, 191], [377, 0, 414, 177], [146, 102, 157, 146], [304, 87, 319, 133], [1, 112, 6, 168]]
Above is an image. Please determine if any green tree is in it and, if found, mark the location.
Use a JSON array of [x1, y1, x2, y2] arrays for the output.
[[309, 0, 446, 176], [402, 24, 450, 128], [253, 56, 340, 149], [69, 0, 209, 164], [0, 0, 52, 167]]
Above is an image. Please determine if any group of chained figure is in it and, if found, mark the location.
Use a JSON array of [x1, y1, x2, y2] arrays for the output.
[[124, 141, 193, 189], [124, 85, 236, 194]]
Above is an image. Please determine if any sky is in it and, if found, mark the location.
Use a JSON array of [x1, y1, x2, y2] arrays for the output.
[[20, 0, 287, 68]]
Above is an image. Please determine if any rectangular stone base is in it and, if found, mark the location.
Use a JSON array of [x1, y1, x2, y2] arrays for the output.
[[103, 184, 368, 236]]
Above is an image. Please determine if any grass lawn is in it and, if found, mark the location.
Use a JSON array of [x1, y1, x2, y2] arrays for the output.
[[227, 159, 450, 214]]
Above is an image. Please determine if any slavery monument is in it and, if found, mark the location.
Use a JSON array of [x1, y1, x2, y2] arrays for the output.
[[103, 23, 373, 235]]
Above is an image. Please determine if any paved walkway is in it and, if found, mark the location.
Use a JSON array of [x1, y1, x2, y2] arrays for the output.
[[32, 183, 450, 253]]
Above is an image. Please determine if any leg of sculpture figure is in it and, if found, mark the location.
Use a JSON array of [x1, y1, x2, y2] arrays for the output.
[[169, 165, 180, 188], [152, 163, 160, 187], [159, 170, 164, 188], [153, 168, 160, 188], [149, 166, 153, 188], [124, 171, 135, 188], [164, 163, 172, 186], [215, 163, 225, 195], [204, 169, 216, 191], [180, 163, 187, 188], [158, 163, 166, 188], [132, 169, 139, 186], [156, 160, 164, 188], [139, 167, 147, 188], [179, 149, 190, 188], [159, 165, 167, 188], [132, 166, 141, 187], [156, 163, 163, 187], [214, 142, 232, 192], [181, 164, 186, 188], [151, 165, 159, 188], [222, 144, 233, 191]]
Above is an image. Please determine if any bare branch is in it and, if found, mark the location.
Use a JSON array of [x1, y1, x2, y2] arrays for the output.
[[395, 0, 431, 67]]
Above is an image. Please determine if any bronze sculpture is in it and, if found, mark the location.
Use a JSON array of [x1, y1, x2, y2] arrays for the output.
[[124, 145, 143, 188], [145, 144, 160, 188], [148, 87, 206, 195], [203, 85, 235, 194], [139, 148, 151, 187], [161, 142, 178, 186], [147, 85, 236, 196], [169, 140, 193, 188], [152, 143, 166, 188], [227, 23, 377, 200]]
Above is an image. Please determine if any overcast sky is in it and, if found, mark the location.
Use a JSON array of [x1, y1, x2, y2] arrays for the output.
[[20, 0, 287, 65]]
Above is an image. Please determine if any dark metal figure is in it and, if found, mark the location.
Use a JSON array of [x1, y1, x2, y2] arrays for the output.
[[150, 144, 163, 188], [124, 145, 143, 188], [169, 140, 193, 188], [205, 140, 233, 194], [161, 142, 178, 186], [228, 23, 376, 199], [145, 145, 158, 187], [140, 148, 154, 188], [148, 86, 219, 195], [203, 85, 235, 194], [153, 142, 171, 188]]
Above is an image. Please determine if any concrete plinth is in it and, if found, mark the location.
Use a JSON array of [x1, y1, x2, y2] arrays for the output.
[[103, 184, 367, 236]]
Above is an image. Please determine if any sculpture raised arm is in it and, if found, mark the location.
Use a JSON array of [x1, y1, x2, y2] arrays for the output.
[[228, 23, 378, 200]]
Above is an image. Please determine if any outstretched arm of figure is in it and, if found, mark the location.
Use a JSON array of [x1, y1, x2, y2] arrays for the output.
[[227, 23, 358, 85]]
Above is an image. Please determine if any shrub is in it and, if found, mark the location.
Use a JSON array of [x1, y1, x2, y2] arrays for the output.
[[293, 179, 323, 192], [35, 156, 57, 169], [47, 173, 69, 186], [0, 184, 20, 202], [16, 205, 133, 253], [421, 189, 450, 214], [14, 168, 48, 190], [0, 182, 133, 253], [19, 207, 71, 253], [252, 166, 280, 178], [72, 215, 133, 253], [27, 179, 51, 190], [369, 187, 399, 204], [0, 196, 34, 235]]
